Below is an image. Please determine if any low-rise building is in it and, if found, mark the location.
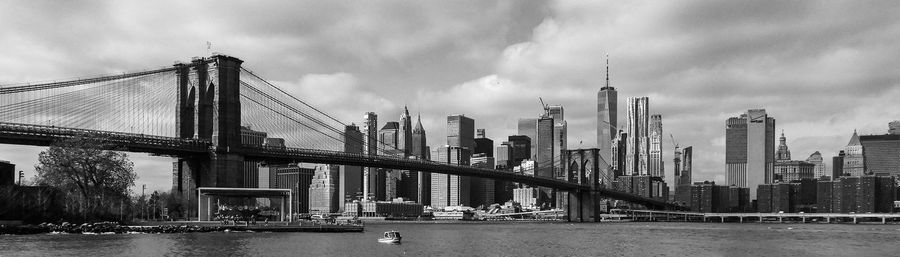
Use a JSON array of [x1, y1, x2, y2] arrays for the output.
[[342, 198, 424, 218]]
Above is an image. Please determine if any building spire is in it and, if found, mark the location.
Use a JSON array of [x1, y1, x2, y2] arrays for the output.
[[605, 54, 610, 89]]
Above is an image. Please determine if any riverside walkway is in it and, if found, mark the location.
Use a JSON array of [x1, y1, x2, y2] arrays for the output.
[[620, 210, 900, 224]]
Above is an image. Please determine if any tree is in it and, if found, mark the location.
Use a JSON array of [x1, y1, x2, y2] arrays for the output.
[[33, 136, 137, 221]]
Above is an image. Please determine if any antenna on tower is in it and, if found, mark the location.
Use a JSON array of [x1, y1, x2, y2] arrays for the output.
[[605, 53, 610, 88]]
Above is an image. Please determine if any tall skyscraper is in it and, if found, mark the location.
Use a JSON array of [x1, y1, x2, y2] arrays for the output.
[[806, 151, 826, 179], [547, 105, 567, 180], [679, 146, 693, 186], [518, 117, 555, 178], [535, 116, 555, 179], [411, 115, 429, 205], [362, 112, 378, 200], [725, 109, 775, 200], [447, 115, 475, 151], [611, 130, 627, 178], [625, 97, 649, 176], [471, 153, 496, 207], [398, 106, 412, 156], [377, 122, 402, 200], [411, 115, 428, 159], [431, 145, 471, 208], [597, 56, 618, 179], [472, 130, 496, 207], [339, 125, 364, 207], [397, 107, 416, 202], [519, 116, 555, 207], [649, 114, 664, 178], [674, 146, 692, 206], [842, 130, 865, 176]]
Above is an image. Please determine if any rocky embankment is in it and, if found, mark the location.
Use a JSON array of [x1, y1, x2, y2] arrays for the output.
[[0, 222, 224, 235]]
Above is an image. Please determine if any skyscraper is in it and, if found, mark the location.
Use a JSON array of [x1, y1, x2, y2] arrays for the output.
[[471, 153, 496, 207], [725, 109, 775, 200], [832, 150, 846, 178], [496, 142, 513, 169], [411, 115, 429, 205], [859, 133, 900, 176], [377, 122, 402, 200], [474, 129, 493, 157], [625, 97, 649, 176], [339, 124, 364, 207], [309, 164, 340, 214], [472, 130, 496, 207], [270, 165, 314, 214], [517, 118, 538, 154], [507, 135, 531, 166], [362, 112, 378, 200], [674, 146, 693, 206], [398, 106, 412, 156], [842, 130, 865, 176], [447, 115, 475, 151], [547, 105, 567, 180], [397, 107, 416, 202], [518, 116, 554, 178], [535, 116, 555, 179], [806, 151, 826, 179], [597, 56, 618, 171], [431, 145, 471, 209], [611, 130, 627, 178], [649, 114, 664, 178], [680, 146, 693, 186]]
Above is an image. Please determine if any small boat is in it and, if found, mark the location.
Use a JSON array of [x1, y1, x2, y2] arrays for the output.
[[378, 230, 402, 244]]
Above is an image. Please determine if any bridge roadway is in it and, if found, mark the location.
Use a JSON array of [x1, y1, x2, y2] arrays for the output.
[[0, 122, 675, 209], [240, 145, 677, 209], [0, 122, 208, 156]]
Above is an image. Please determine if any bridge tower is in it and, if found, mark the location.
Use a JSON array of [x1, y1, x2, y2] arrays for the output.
[[565, 149, 602, 222], [173, 55, 245, 220]]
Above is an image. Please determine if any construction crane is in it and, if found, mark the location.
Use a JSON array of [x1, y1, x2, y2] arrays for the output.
[[670, 133, 679, 150], [539, 97, 549, 115]]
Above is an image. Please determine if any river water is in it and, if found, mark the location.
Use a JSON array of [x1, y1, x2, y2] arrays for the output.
[[2, 222, 899, 256]]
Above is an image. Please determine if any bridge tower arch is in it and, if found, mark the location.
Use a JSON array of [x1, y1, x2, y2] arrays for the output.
[[173, 55, 246, 220], [565, 148, 602, 222]]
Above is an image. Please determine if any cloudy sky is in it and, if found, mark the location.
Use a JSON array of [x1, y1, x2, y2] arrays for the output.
[[1, 0, 899, 193]]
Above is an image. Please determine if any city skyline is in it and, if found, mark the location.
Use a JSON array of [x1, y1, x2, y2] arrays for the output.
[[1, 1, 900, 193]]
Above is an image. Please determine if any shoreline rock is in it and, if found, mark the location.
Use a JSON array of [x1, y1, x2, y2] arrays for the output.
[[0, 222, 226, 235]]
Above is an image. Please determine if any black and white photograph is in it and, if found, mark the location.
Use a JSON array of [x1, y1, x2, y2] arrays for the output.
[[1, 1, 900, 256]]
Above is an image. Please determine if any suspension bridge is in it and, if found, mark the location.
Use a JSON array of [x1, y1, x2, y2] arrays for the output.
[[0, 54, 678, 222]]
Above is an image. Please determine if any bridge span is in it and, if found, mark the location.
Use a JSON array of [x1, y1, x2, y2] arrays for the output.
[[0, 54, 681, 221]]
